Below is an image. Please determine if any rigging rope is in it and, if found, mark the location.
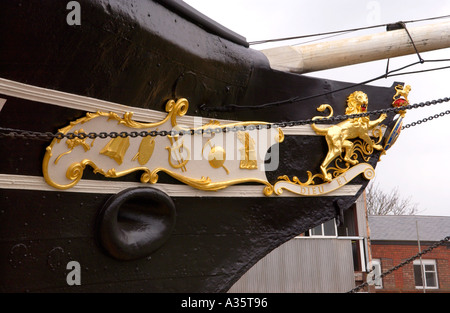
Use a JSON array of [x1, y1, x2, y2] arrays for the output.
[[200, 58, 450, 112], [207, 16, 450, 113], [248, 14, 450, 46]]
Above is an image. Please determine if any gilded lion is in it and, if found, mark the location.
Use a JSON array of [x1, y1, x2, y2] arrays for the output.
[[311, 91, 387, 182], [393, 84, 411, 103]]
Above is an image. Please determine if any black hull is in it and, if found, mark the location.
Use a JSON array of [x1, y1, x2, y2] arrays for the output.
[[1, 0, 399, 292]]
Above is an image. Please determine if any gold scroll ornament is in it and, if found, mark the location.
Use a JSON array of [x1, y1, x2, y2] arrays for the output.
[[43, 89, 391, 197], [272, 90, 390, 195], [42, 98, 283, 195]]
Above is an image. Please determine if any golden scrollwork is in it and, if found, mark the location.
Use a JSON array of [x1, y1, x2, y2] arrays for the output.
[[277, 172, 324, 187], [54, 129, 92, 164], [43, 99, 191, 190], [106, 98, 189, 129], [275, 91, 387, 190], [140, 167, 274, 196], [43, 90, 388, 197], [310, 91, 386, 182], [273, 163, 375, 197], [276, 128, 383, 187], [43, 98, 284, 195]]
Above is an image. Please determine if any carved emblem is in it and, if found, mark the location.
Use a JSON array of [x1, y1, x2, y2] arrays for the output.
[[237, 131, 258, 170], [272, 91, 387, 196], [166, 135, 190, 172], [382, 84, 412, 153], [203, 139, 229, 174], [100, 137, 130, 165], [132, 135, 155, 165], [42, 98, 282, 195], [310, 91, 386, 182], [43, 90, 397, 197], [392, 84, 411, 117], [393, 84, 411, 104]]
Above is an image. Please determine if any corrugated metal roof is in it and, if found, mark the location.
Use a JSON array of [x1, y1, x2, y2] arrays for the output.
[[368, 215, 450, 242]]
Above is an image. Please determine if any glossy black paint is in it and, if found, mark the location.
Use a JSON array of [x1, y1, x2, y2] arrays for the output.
[[97, 187, 176, 261], [0, 0, 400, 292]]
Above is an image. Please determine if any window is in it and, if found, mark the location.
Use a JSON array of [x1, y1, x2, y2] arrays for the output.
[[301, 218, 367, 271], [413, 259, 438, 289], [307, 219, 337, 237], [302, 205, 358, 238]]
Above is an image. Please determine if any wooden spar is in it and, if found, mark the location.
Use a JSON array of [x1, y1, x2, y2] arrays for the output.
[[260, 20, 450, 74]]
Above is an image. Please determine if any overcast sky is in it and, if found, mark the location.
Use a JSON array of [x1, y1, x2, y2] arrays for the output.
[[185, 0, 450, 217]]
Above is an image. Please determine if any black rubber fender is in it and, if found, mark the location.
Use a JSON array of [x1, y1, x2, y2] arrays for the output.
[[97, 187, 176, 261]]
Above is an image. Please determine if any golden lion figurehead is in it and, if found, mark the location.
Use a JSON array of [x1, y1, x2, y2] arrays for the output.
[[345, 91, 368, 115], [311, 90, 386, 182]]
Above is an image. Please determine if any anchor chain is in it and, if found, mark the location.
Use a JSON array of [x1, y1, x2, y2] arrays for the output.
[[0, 97, 449, 141], [402, 109, 450, 129]]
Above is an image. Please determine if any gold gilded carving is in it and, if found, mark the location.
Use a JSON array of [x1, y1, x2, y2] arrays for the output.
[[132, 136, 155, 165], [277, 172, 324, 188], [274, 127, 383, 188], [203, 139, 229, 174], [104, 98, 189, 129], [275, 128, 285, 143], [310, 91, 386, 182], [379, 84, 411, 157], [65, 159, 152, 188], [392, 84, 411, 117], [43, 91, 387, 197], [166, 135, 190, 172], [43, 98, 283, 195], [55, 129, 92, 164], [273, 163, 375, 196], [100, 137, 130, 165], [237, 131, 258, 170], [208, 146, 228, 173], [43, 99, 189, 190], [142, 167, 274, 196], [393, 84, 411, 103]]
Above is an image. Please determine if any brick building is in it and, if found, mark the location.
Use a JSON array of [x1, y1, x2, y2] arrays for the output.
[[368, 215, 450, 293]]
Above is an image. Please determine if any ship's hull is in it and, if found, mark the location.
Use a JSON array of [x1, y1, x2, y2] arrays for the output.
[[1, 0, 400, 292]]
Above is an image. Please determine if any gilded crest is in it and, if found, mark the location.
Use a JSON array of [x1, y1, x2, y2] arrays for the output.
[[310, 91, 386, 182], [392, 84, 411, 117]]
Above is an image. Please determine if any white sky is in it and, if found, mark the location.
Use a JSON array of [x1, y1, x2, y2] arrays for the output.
[[185, 0, 450, 217]]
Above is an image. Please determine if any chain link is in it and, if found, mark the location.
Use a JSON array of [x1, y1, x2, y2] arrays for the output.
[[348, 235, 450, 293], [402, 109, 450, 129], [0, 97, 449, 140]]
